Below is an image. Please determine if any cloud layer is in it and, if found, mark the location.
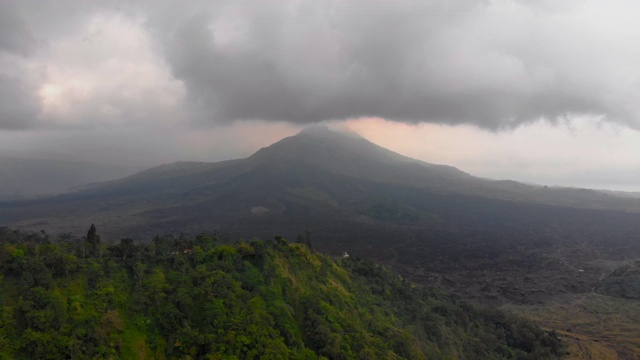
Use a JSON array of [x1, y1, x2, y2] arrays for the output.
[[145, 0, 640, 128], [2, 0, 640, 131]]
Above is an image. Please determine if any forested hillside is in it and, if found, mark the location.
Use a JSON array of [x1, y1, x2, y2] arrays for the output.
[[0, 227, 564, 359]]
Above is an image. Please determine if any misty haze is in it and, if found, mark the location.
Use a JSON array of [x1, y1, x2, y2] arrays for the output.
[[1, 1, 640, 359]]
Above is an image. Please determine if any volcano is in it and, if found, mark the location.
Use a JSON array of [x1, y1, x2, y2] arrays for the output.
[[0, 125, 481, 238], [2, 125, 637, 239], [2, 126, 640, 305]]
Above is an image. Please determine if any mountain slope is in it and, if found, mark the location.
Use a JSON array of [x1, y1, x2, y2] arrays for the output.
[[70, 126, 640, 211], [248, 126, 471, 187], [2, 126, 639, 236]]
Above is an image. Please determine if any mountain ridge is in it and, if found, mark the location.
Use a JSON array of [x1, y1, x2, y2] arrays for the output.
[[68, 126, 640, 213]]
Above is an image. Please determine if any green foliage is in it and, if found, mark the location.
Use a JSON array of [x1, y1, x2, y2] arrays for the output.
[[0, 228, 565, 359]]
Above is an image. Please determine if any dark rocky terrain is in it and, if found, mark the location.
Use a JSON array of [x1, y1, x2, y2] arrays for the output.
[[596, 261, 640, 300]]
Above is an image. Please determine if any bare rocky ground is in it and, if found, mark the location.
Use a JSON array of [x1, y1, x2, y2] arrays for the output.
[[379, 232, 640, 360]]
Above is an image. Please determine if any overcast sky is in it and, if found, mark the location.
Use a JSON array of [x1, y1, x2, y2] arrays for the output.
[[1, 0, 640, 190]]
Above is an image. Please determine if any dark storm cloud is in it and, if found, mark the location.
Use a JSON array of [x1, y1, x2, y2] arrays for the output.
[[144, 0, 628, 129], [0, 0, 183, 131], [0, 0, 80, 130], [0, 0, 639, 131]]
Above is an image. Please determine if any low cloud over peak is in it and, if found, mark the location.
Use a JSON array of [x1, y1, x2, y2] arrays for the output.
[[1, 0, 640, 130], [145, 0, 640, 129]]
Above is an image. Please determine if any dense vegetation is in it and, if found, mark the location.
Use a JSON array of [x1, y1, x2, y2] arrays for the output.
[[0, 226, 564, 359]]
